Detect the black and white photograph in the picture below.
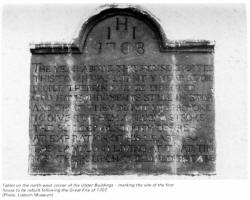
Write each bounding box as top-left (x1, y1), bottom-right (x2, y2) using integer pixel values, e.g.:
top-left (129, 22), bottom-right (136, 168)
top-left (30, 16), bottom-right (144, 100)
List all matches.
top-left (1, 1), bottom-right (249, 199)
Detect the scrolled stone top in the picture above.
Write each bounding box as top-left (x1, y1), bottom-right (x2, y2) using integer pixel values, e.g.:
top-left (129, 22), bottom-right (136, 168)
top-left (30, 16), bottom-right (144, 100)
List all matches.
top-left (30, 5), bottom-right (215, 55)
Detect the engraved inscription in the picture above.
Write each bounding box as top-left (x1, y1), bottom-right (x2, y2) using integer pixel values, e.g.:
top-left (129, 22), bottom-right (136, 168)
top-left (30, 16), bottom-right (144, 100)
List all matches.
top-left (29, 7), bottom-right (215, 175)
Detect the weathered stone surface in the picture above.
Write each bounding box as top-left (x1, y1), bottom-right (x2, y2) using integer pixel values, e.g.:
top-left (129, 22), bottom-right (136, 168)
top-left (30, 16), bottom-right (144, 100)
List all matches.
top-left (29, 6), bottom-right (215, 175)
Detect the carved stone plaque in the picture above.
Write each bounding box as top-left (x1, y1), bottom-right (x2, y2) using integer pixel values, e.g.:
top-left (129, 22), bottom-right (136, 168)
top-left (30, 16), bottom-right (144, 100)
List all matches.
top-left (29, 7), bottom-right (215, 175)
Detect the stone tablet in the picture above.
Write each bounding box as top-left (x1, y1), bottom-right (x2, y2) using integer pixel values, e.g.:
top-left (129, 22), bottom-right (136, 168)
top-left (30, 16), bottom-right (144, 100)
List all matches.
top-left (29, 6), bottom-right (215, 175)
